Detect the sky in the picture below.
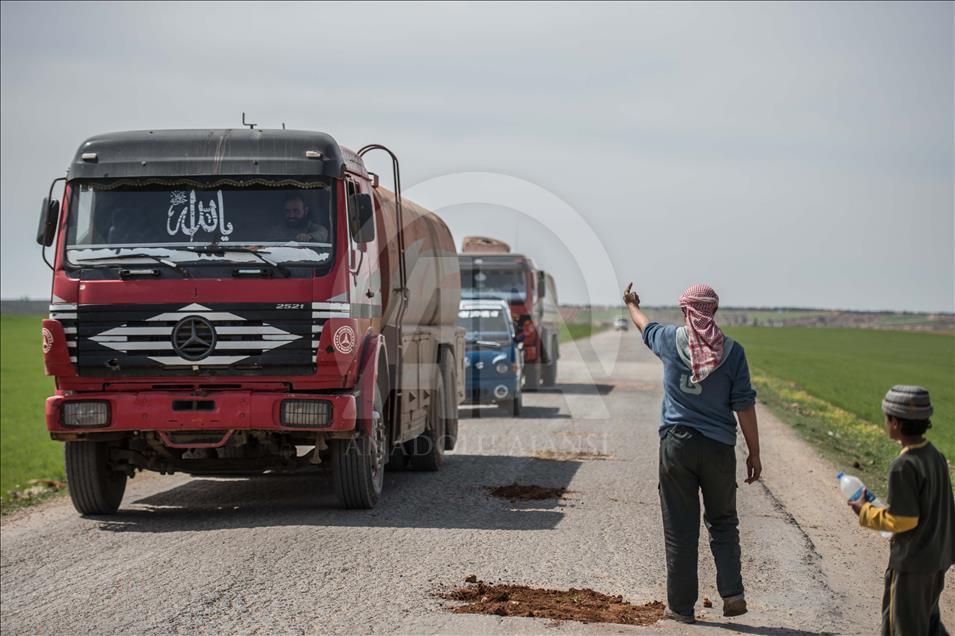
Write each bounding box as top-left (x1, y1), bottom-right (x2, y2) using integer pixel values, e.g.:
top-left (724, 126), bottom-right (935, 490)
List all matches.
top-left (1, 1), bottom-right (952, 311)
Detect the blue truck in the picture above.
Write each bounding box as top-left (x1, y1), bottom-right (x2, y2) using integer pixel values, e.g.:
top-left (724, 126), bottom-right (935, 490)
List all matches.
top-left (457, 299), bottom-right (524, 415)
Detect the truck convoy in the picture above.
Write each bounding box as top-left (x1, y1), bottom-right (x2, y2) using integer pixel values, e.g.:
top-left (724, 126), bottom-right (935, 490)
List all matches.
top-left (36, 129), bottom-right (463, 514)
top-left (458, 237), bottom-right (560, 390)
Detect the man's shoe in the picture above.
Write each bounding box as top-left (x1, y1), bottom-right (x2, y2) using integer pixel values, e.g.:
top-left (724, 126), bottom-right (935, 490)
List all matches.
top-left (664, 607), bottom-right (696, 624)
top-left (722, 594), bottom-right (747, 617)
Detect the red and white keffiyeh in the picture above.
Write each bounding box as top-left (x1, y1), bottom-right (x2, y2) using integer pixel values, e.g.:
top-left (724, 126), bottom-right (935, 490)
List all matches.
top-left (679, 284), bottom-right (724, 383)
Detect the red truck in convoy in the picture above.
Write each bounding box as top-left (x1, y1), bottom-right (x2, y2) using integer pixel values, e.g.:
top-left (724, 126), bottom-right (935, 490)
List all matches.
top-left (459, 237), bottom-right (560, 389)
top-left (36, 129), bottom-right (463, 513)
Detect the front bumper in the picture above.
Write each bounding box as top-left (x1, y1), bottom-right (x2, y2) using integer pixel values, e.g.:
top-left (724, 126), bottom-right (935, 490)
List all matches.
top-left (463, 374), bottom-right (520, 404)
top-left (46, 390), bottom-right (357, 437)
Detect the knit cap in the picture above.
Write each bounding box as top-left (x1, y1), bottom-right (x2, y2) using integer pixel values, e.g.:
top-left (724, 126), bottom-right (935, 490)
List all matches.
top-left (882, 385), bottom-right (933, 420)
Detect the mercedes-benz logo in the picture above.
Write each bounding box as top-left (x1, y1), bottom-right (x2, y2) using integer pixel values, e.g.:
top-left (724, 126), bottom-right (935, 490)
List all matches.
top-left (171, 315), bottom-right (217, 361)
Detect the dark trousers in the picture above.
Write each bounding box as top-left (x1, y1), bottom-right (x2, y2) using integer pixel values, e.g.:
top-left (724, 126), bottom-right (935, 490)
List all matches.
top-left (881, 568), bottom-right (949, 636)
top-left (658, 425), bottom-right (743, 614)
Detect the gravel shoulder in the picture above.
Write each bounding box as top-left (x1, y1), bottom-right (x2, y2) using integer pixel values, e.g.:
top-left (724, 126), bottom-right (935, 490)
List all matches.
top-left (2, 329), bottom-right (951, 634)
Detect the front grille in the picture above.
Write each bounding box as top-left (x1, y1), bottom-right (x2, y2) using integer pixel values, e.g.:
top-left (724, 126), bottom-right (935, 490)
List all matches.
top-left (310, 301), bottom-right (350, 359)
top-left (171, 316), bottom-right (217, 360)
top-left (67, 302), bottom-right (319, 377)
top-left (49, 304), bottom-right (78, 363)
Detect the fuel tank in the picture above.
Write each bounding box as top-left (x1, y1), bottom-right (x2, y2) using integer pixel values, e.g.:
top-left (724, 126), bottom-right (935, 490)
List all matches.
top-left (372, 187), bottom-right (460, 329)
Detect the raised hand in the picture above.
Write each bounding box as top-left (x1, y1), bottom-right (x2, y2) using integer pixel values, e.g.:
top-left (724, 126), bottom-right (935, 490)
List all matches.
top-left (623, 282), bottom-right (641, 307)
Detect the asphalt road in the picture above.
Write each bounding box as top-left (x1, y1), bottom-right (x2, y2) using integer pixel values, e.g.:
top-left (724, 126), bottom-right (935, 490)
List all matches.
top-left (2, 329), bottom-right (952, 634)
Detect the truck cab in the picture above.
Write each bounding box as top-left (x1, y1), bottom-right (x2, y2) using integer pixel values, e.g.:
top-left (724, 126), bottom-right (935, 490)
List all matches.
top-left (37, 129), bottom-right (463, 513)
top-left (458, 241), bottom-right (560, 390)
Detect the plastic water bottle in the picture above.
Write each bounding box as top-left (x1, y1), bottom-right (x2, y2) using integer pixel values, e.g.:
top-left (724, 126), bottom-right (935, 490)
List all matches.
top-left (837, 472), bottom-right (892, 539)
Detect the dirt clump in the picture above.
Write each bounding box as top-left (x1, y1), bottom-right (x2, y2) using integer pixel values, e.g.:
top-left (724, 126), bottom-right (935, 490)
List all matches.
top-left (484, 483), bottom-right (568, 502)
top-left (534, 450), bottom-right (612, 461)
top-left (438, 578), bottom-right (665, 626)
top-left (6, 479), bottom-right (66, 503)
top-left (703, 597), bottom-right (713, 608)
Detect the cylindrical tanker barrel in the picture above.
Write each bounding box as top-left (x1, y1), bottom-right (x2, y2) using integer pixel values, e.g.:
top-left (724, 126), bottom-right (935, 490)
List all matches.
top-left (372, 187), bottom-right (460, 329)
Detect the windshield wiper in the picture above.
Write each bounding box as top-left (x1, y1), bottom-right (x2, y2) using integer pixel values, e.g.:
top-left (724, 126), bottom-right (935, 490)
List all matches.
top-left (185, 244), bottom-right (291, 278)
top-left (466, 338), bottom-right (502, 348)
top-left (76, 253), bottom-right (191, 278)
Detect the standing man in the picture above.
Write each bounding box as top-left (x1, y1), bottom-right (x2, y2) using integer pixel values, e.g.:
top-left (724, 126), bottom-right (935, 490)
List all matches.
top-left (624, 282), bottom-right (761, 624)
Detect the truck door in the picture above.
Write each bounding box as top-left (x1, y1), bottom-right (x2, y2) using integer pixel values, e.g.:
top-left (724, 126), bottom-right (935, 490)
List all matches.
top-left (345, 177), bottom-right (383, 329)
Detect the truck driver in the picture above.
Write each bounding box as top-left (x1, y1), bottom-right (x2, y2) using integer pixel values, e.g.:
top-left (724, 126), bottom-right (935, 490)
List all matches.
top-left (270, 193), bottom-right (329, 243)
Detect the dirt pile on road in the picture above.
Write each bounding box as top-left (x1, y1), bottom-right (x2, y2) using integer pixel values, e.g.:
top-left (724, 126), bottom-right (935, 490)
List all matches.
top-left (484, 483), bottom-right (568, 502)
top-left (439, 578), bottom-right (665, 626)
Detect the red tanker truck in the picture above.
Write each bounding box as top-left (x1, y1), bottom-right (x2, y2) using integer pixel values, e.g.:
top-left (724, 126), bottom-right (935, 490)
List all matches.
top-left (459, 237), bottom-right (560, 389)
top-left (36, 129), bottom-right (463, 513)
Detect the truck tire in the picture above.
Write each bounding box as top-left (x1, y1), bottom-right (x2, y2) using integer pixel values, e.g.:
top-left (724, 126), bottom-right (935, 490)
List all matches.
top-left (542, 339), bottom-right (559, 387)
top-left (332, 382), bottom-right (386, 509)
top-left (386, 444), bottom-right (409, 471)
top-left (523, 362), bottom-right (540, 392)
top-left (65, 441), bottom-right (127, 515)
top-left (439, 349), bottom-right (459, 451)
top-left (408, 369), bottom-right (447, 471)
top-left (500, 391), bottom-right (522, 417)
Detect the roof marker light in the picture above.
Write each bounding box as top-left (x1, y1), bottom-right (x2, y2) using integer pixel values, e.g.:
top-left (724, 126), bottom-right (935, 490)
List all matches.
top-left (305, 150), bottom-right (323, 159)
top-left (81, 152), bottom-right (98, 162)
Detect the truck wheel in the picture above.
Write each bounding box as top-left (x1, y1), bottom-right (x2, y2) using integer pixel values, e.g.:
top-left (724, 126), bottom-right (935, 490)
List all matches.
top-left (523, 362), bottom-right (540, 392)
top-left (500, 391), bottom-right (522, 417)
top-left (408, 369), bottom-right (447, 471)
top-left (439, 350), bottom-right (459, 451)
top-left (332, 383), bottom-right (386, 509)
top-left (542, 361), bottom-right (557, 386)
top-left (65, 441), bottom-right (127, 515)
top-left (542, 350), bottom-right (558, 387)
top-left (386, 444), bottom-right (409, 471)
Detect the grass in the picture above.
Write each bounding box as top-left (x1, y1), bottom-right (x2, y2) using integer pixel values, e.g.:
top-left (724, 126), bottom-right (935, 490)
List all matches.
top-left (560, 322), bottom-right (609, 343)
top-left (747, 372), bottom-right (901, 493)
top-left (1, 315), bottom-right (64, 510)
top-left (725, 326), bottom-right (954, 493)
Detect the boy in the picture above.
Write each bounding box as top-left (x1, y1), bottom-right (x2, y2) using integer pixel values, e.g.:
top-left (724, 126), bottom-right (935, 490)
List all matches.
top-left (849, 385), bottom-right (954, 636)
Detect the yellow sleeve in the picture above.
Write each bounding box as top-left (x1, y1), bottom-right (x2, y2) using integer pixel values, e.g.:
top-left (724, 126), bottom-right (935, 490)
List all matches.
top-left (858, 502), bottom-right (919, 533)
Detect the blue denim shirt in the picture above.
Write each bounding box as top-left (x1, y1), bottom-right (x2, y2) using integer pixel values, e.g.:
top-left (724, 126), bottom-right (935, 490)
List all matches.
top-left (642, 322), bottom-right (756, 446)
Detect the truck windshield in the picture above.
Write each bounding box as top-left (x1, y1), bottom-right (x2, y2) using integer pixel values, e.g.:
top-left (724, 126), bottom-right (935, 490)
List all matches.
top-left (457, 307), bottom-right (512, 338)
top-left (460, 268), bottom-right (527, 303)
top-left (63, 182), bottom-right (335, 266)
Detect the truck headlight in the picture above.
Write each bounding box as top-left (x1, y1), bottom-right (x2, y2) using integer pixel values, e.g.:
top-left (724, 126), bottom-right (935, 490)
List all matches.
top-left (281, 400), bottom-right (332, 427)
top-left (495, 362), bottom-right (510, 374)
top-left (63, 401), bottom-right (110, 427)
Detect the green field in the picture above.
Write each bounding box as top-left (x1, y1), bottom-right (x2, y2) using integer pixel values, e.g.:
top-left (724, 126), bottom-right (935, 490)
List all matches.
top-left (725, 326), bottom-right (954, 492)
top-left (1, 315), bottom-right (61, 508)
top-left (559, 322), bottom-right (609, 343)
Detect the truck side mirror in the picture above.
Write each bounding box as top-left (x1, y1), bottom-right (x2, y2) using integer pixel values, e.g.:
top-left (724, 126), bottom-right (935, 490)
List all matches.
top-left (356, 193), bottom-right (375, 243)
top-left (36, 197), bottom-right (60, 246)
top-left (537, 271), bottom-right (546, 299)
